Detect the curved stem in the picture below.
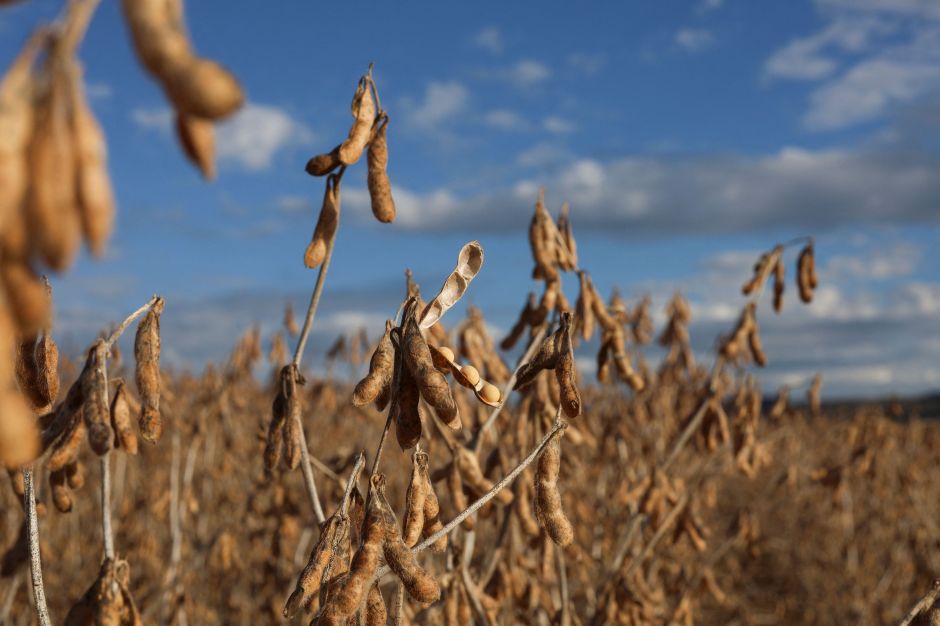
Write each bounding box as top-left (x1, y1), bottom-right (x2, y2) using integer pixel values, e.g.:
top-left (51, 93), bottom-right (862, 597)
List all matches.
top-left (375, 418), bottom-right (567, 579)
top-left (23, 467), bottom-right (52, 626)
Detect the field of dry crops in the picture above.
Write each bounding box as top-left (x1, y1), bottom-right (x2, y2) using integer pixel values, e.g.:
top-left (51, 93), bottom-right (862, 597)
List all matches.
top-left (2, 1), bottom-right (940, 625)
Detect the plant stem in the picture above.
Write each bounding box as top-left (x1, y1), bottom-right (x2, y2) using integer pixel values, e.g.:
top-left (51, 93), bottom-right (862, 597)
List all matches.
top-left (23, 467), bottom-right (52, 626)
top-left (375, 419), bottom-right (567, 578)
top-left (898, 580), bottom-right (940, 626)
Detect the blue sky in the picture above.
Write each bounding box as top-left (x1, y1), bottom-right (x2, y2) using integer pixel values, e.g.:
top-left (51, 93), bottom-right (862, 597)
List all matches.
top-left (2, 0), bottom-right (939, 398)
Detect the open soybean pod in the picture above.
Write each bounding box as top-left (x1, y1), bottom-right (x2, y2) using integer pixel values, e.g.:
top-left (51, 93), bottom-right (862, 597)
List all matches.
top-left (419, 241), bottom-right (483, 329)
top-left (428, 343), bottom-right (502, 408)
top-left (337, 77), bottom-right (375, 166)
top-left (304, 173), bottom-right (341, 270)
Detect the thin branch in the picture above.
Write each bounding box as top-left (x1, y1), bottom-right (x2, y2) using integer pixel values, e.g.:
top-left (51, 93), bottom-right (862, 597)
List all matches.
top-left (340, 451), bottom-right (366, 517)
top-left (23, 467), bottom-right (52, 626)
top-left (104, 295), bottom-right (160, 351)
top-left (297, 422), bottom-right (326, 524)
top-left (898, 580), bottom-right (940, 626)
top-left (376, 419), bottom-right (567, 578)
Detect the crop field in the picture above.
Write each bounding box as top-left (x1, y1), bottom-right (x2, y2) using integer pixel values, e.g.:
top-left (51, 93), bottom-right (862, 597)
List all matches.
top-left (1, 1), bottom-right (938, 625)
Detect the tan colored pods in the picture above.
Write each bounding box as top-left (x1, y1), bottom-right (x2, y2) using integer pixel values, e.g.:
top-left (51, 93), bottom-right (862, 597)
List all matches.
top-left (175, 112), bottom-right (215, 179)
top-left (353, 320), bottom-right (394, 407)
top-left (82, 340), bottom-right (112, 456)
top-left (402, 450), bottom-right (428, 547)
top-left (419, 241), bottom-right (484, 329)
top-left (366, 113), bottom-right (396, 223)
top-left (402, 312), bottom-right (459, 429)
top-left (304, 173), bottom-right (341, 270)
top-left (535, 434), bottom-right (573, 547)
top-left (283, 514), bottom-right (342, 618)
top-left (110, 381), bottom-right (137, 455)
top-left (134, 297), bottom-right (164, 443)
top-left (337, 78), bottom-right (375, 165)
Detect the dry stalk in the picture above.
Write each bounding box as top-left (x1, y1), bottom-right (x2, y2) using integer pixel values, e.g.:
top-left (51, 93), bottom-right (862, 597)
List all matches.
top-left (23, 467), bottom-right (52, 626)
top-left (898, 580), bottom-right (940, 626)
top-left (375, 418), bottom-right (567, 579)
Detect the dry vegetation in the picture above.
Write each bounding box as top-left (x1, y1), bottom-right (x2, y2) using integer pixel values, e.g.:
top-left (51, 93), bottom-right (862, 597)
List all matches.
top-left (1, 2), bottom-right (939, 625)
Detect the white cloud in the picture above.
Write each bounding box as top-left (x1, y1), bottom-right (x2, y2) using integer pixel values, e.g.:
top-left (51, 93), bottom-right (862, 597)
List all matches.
top-left (543, 116), bottom-right (575, 134)
top-left (472, 26), bottom-right (503, 54)
top-left (336, 141), bottom-right (940, 234)
top-left (216, 104), bottom-right (314, 170)
top-left (508, 60), bottom-right (552, 85)
top-left (132, 103), bottom-right (313, 171)
top-left (275, 195), bottom-right (313, 214)
top-left (764, 17), bottom-right (895, 80)
top-left (675, 28), bottom-right (715, 53)
top-left (804, 56), bottom-right (940, 129)
top-left (403, 81), bottom-right (469, 130)
top-left (131, 107), bottom-right (172, 131)
top-left (483, 109), bottom-right (528, 131)
top-left (766, 1), bottom-right (940, 130)
top-left (86, 82), bottom-right (113, 100)
top-left (697, 0), bottom-right (725, 13)
top-left (566, 52), bottom-right (606, 76)
top-left (479, 60), bottom-right (552, 86)
top-left (826, 242), bottom-right (922, 279)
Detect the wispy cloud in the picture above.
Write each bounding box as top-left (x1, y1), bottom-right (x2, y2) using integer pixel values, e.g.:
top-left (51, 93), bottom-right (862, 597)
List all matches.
top-left (543, 116), bottom-right (575, 134)
top-left (131, 102), bottom-right (314, 171)
top-left (483, 109), bottom-right (528, 131)
top-left (471, 26), bottom-right (504, 54)
top-left (675, 28), bottom-right (715, 53)
top-left (216, 103), bottom-right (314, 170)
top-left (477, 60), bottom-right (552, 86)
top-left (402, 81), bottom-right (470, 130)
top-left (766, 1), bottom-right (940, 130)
top-left (566, 52), bottom-right (606, 76)
top-left (340, 141), bottom-right (940, 235)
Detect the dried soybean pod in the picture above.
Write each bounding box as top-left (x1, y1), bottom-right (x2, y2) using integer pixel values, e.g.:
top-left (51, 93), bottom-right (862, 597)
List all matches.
top-left (167, 56), bottom-right (243, 120)
top-left (50, 467), bottom-right (72, 513)
top-left (773, 257), bottom-right (785, 313)
top-left (516, 475), bottom-right (541, 537)
top-left (64, 460), bottom-right (84, 490)
top-left (535, 433), bottom-right (573, 547)
top-left (83, 340), bottom-right (112, 456)
top-left (284, 409), bottom-right (302, 471)
top-left (353, 320), bottom-right (394, 406)
top-left (121, 0), bottom-right (191, 81)
top-left (14, 337), bottom-right (43, 408)
top-left (419, 241), bottom-right (484, 329)
top-left (35, 330), bottom-right (58, 406)
top-left (447, 463), bottom-right (473, 531)
top-left (375, 474), bottom-right (441, 604)
top-left (134, 296), bottom-right (164, 444)
top-left (48, 417), bottom-right (85, 473)
top-left (366, 113), bottom-right (395, 223)
top-left (27, 57), bottom-right (81, 271)
top-left (575, 271), bottom-right (595, 343)
top-left (0, 31), bottom-right (43, 232)
top-left (455, 446), bottom-right (513, 504)
top-left (747, 319), bottom-right (767, 367)
top-left (797, 244), bottom-right (814, 303)
top-left (68, 62), bottom-right (114, 257)
top-left (529, 189), bottom-right (559, 282)
top-left (322, 477), bottom-right (385, 619)
top-left (265, 366), bottom-right (292, 472)
top-left (283, 514), bottom-right (341, 618)
top-left (110, 382), bottom-right (137, 455)
top-left (402, 313), bottom-right (459, 429)
top-left (175, 112), bottom-right (215, 179)
top-left (402, 450), bottom-right (428, 547)
top-left (501, 292), bottom-right (536, 350)
top-left (305, 145), bottom-right (341, 177)
top-left (556, 201), bottom-right (578, 270)
top-left (514, 328), bottom-right (562, 390)
top-left (395, 351), bottom-right (423, 449)
top-left (555, 317), bottom-right (581, 418)
top-left (421, 459), bottom-right (448, 552)
top-left (0, 261), bottom-right (49, 338)
top-left (365, 584), bottom-right (387, 626)
top-left (304, 174), bottom-right (341, 270)
top-left (337, 78), bottom-right (375, 166)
